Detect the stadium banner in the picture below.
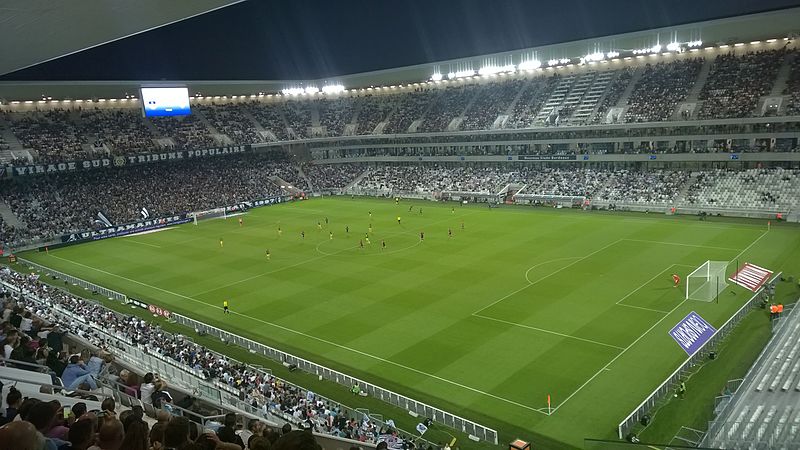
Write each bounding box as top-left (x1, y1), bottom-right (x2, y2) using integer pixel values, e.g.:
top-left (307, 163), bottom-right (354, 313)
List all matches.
top-left (59, 214), bottom-right (192, 244)
top-left (517, 154), bottom-right (577, 161)
top-left (668, 311), bottom-right (716, 356)
top-left (55, 195), bottom-right (287, 247)
top-left (225, 195), bottom-right (285, 213)
top-left (8, 144), bottom-right (251, 177)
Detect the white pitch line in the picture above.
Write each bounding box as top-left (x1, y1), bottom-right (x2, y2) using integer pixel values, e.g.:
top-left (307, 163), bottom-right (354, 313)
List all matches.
top-left (622, 239), bottom-right (741, 252)
top-left (46, 230), bottom-right (546, 415)
top-left (550, 229), bottom-right (770, 413)
top-left (615, 264), bottom-right (676, 306)
top-left (473, 313), bottom-right (625, 350)
top-left (119, 239), bottom-right (163, 249)
top-left (616, 303), bottom-right (670, 314)
top-left (472, 239), bottom-right (624, 316)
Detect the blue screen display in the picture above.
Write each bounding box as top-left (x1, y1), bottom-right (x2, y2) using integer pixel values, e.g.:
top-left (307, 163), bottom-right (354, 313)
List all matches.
top-left (141, 87), bottom-right (191, 117)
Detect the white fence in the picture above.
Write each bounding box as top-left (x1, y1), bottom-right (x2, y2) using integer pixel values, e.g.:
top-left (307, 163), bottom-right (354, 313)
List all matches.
top-left (617, 273), bottom-right (780, 439)
top-left (21, 258), bottom-right (127, 303)
top-left (173, 313), bottom-right (500, 445)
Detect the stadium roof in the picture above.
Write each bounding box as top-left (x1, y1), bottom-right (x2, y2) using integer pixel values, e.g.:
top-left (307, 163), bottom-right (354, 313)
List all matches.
top-left (1, 6), bottom-right (800, 102)
top-left (0, 0), bottom-right (244, 77)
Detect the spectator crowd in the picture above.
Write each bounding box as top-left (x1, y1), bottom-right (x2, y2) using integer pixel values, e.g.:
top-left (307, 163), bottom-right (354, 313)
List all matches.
top-left (2, 48), bottom-right (798, 165)
top-left (1, 154), bottom-right (297, 246)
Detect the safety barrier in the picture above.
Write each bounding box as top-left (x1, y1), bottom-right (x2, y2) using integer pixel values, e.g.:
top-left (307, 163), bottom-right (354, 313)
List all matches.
top-left (173, 313), bottom-right (500, 444)
top-left (18, 258), bottom-right (127, 303)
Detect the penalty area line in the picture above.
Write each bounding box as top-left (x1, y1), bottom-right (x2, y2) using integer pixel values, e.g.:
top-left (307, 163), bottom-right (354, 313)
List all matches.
top-left (473, 313), bottom-right (625, 350)
top-left (472, 239), bottom-right (624, 316)
top-left (42, 254), bottom-right (546, 415)
top-left (550, 230), bottom-right (770, 413)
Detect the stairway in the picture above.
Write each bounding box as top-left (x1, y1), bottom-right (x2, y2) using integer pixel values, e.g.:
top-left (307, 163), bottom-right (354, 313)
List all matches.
top-left (344, 168), bottom-right (370, 191)
top-left (505, 79), bottom-right (535, 115)
top-left (0, 116), bottom-right (27, 163)
top-left (534, 74), bottom-right (578, 122)
top-left (615, 66), bottom-right (645, 108)
top-left (297, 165), bottom-right (314, 193)
top-left (142, 117), bottom-right (163, 138)
top-left (242, 110), bottom-right (267, 132)
top-left (676, 172), bottom-right (701, 205)
top-left (571, 71), bottom-right (614, 123)
top-left (685, 57), bottom-right (714, 102)
top-left (0, 201), bottom-right (22, 227)
top-left (191, 108), bottom-right (221, 135)
top-left (310, 104), bottom-right (321, 127)
top-left (770, 52), bottom-right (798, 95)
top-left (459, 86), bottom-right (486, 119)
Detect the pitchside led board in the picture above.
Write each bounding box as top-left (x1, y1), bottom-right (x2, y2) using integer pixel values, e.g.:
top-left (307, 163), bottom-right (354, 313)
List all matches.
top-left (140, 87), bottom-right (191, 117)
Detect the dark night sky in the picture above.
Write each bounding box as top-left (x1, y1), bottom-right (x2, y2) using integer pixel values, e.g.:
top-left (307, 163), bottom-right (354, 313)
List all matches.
top-left (4, 0), bottom-right (800, 81)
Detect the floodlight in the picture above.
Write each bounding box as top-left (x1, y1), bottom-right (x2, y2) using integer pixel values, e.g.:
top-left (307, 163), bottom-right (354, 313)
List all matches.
top-left (518, 60), bottom-right (541, 70)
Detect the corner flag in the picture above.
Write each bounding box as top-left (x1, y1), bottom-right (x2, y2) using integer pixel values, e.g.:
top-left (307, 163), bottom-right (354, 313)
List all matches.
top-left (547, 394), bottom-right (551, 414)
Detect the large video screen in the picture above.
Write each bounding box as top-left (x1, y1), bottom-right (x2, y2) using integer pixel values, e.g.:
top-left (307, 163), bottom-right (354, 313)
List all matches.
top-left (140, 87), bottom-right (191, 117)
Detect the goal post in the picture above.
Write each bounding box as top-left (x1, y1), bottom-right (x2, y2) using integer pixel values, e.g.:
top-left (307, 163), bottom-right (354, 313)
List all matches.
top-left (189, 206), bottom-right (228, 225)
top-left (686, 261), bottom-right (728, 302)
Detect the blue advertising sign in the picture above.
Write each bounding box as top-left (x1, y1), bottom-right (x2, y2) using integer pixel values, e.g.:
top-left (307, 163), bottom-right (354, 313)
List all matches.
top-left (668, 311), bottom-right (716, 356)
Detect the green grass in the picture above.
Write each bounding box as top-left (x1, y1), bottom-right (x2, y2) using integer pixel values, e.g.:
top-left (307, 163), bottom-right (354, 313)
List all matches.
top-left (635, 307), bottom-right (772, 444)
top-left (18, 197), bottom-right (800, 449)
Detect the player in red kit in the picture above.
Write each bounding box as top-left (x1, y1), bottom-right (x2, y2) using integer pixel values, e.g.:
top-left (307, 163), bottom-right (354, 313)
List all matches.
top-left (672, 273), bottom-right (681, 288)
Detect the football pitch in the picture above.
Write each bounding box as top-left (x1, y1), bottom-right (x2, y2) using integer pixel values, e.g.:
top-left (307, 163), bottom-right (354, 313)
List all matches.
top-left (21, 197), bottom-right (800, 448)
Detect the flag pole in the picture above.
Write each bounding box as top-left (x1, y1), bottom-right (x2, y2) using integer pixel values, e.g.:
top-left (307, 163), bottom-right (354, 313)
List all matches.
top-left (547, 394), bottom-right (551, 415)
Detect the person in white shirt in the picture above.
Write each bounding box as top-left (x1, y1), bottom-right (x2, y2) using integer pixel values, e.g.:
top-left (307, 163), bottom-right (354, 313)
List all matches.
top-left (139, 372), bottom-right (156, 404)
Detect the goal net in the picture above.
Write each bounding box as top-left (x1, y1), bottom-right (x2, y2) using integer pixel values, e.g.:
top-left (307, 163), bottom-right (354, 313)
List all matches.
top-left (189, 207), bottom-right (228, 225)
top-left (686, 261), bottom-right (728, 302)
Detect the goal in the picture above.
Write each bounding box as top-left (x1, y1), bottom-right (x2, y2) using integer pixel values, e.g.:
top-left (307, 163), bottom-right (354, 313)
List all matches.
top-left (190, 206), bottom-right (229, 225)
top-left (686, 261), bottom-right (728, 302)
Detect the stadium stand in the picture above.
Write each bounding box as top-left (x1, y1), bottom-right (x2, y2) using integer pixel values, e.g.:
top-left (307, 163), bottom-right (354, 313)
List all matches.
top-left (79, 109), bottom-right (158, 155)
top-left (0, 154), bottom-right (296, 245)
top-left (150, 115), bottom-right (216, 150)
top-left (383, 89), bottom-right (435, 134)
top-left (698, 49), bottom-right (789, 119)
top-left (623, 59), bottom-right (704, 123)
top-left (196, 104), bottom-right (264, 145)
top-left (2, 48), bottom-right (800, 163)
top-left (302, 163), bottom-right (366, 191)
top-left (353, 95), bottom-right (395, 135)
top-left (704, 305), bottom-right (800, 449)
top-left (318, 97), bottom-right (356, 137)
top-left (783, 54), bottom-right (800, 116)
top-left (9, 110), bottom-right (85, 163)
top-left (682, 168), bottom-right (800, 211)
top-left (461, 80), bottom-right (524, 131)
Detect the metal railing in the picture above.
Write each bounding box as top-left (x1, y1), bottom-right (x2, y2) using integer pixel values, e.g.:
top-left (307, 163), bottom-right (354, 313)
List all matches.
top-left (617, 272), bottom-right (781, 439)
top-left (174, 313), bottom-right (500, 444)
top-left (19, 258), bottom-right (127, 303)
